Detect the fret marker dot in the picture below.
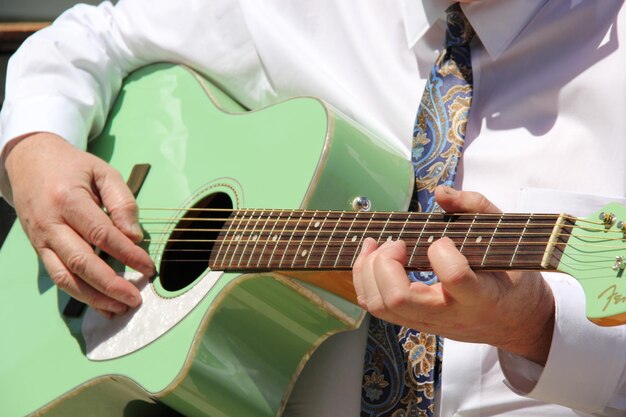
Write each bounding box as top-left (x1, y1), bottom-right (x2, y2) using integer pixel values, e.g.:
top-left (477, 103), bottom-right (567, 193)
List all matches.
top-left (351, 236), bottom-right (358, 242)
top-left (428, 236), bottom-right (434, 243)
top-left (235, 235), bottom-right (241, 241)
top-left (314, 221), bottom-right (320, 228)
top-left (252, 235), bottom-right (258, 241)
top-left (387, 236), bottom-right (393, 242)
top-left (272, 235), bottom-right (278, 241)
top-left (476, 236), bottom-right (482, 243)
top-left (301, 249), bottom-right (308, 257)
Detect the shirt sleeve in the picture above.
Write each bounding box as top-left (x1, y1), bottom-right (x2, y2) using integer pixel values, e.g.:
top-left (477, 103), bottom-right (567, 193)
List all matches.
top-left (0, 1), bottom-right (148, 201)
top-left (499, 273), bottom-right (626, 416)
top-left (0, 0), bottom-right (270, 203)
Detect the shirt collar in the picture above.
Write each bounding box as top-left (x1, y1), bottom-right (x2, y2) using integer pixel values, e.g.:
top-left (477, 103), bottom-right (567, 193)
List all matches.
top-left (403, 0), bottom-right (549, 59)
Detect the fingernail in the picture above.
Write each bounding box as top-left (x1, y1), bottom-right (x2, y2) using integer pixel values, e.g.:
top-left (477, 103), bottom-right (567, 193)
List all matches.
top-left (108, 302), bottom-right (128, 315)
top-left (96, 308), bottom-right (114, 319)
top-left (141, 263), bottom-right (156, 278)
top-left (442, 186), bottom-right (458, 195)
top-left (125, 293), bottom-right (142, 308)
top-left (131, 223), bottom-right (144, 242)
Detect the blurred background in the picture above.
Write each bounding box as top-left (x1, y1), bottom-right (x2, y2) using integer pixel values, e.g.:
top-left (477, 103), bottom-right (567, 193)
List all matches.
top-left (0, 0), bottom-right (102, 246)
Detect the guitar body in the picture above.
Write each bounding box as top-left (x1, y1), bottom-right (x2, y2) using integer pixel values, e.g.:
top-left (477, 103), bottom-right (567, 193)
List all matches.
top-left (0, 64), bottom-right (412, 416)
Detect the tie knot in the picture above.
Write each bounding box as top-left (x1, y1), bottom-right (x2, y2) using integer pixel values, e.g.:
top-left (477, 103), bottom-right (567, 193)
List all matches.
top-left (445, 3), bottom-right (475, 48)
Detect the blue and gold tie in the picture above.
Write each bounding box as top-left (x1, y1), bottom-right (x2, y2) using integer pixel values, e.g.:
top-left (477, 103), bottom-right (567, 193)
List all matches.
top-left (361, 4), bottom-right (475, 416)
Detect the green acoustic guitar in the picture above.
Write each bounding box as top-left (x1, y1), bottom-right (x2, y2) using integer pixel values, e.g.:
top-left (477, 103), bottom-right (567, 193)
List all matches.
top-left (1, 64), bottom-right (625, 417)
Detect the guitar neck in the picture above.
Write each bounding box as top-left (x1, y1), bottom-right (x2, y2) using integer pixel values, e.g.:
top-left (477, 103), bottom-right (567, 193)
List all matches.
top-left (208, 210), bottom-right (575, 272)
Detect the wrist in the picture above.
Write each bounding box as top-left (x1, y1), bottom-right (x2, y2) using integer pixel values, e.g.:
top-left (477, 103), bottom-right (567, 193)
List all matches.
top-left (5, 132), bottom-right (67, 176)
top-left (500, 275), bottom-right (555, 366)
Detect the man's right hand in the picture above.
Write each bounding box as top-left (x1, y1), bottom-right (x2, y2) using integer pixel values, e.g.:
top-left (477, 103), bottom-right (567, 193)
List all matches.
top-left (5, 132), bottom-right (155, 317)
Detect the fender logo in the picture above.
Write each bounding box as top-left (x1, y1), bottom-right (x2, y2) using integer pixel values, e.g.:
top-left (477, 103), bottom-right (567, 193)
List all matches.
top-left (598, 285), bottom-right (626, 312)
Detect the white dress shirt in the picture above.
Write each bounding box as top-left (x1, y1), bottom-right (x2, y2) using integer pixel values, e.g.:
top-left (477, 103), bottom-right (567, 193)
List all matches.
top-left (1, 0), bottom-right (626, 416)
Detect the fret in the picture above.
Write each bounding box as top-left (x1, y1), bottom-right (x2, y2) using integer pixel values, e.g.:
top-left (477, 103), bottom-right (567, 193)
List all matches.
top-left (397, 212), bottom-right (411, 242)
top-left (211, 210), bottom-right (561, 272)
top-left (378, 212), bottom-right (394, 242)
top-left (238, 209), bottom-right (263, 267)
top-left (243, 210), bottom-right (269, 267)
top-left (334, 211), bottom-right (358, 268)
top-left (267, 210), bottom-right (293, 268)
top-left (441, 214), bottom-right (452, 239)
top-left (349, 212), bottom-right (376, 267)
top-left (219, 210), bottom-right (247, 267)
top-left (460, 214), bottom-right (477, 253)
top-left (408, 212), bottom-right (432, 267)
top-left (510, 215), bottom-right (532, 267)
top-left (481, 214), bottom-right (503, 267)
top-left (233, 210), bottom-right (257, 267)
top-left (213, 213), bottom-right (235, 267)
top-left (306, 211), bottom-right (330, 268)
top-left (255, 210), bottom-right (280, 268)
top-left (290, 210), bottom-right (318, 268)
top-left (278, 210), bottom-right (305, 268)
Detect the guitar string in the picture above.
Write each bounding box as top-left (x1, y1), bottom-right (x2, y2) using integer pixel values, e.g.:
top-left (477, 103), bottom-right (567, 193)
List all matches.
top-left (137, 208), bottom-right (593, 223)
top-left (138, 225), bottom-right (625, 248)
top-left (144, 238), bottom-right (616, 264)
top-left (136, 214), bottom-right (609, 233)
top-left (129, 209), bottom-right (626, 270)
top-left (136, 216), bottom-right (622, 252)
top-left (134, 225), bottom-right (622, 279)
top-left (139, 206), bottom-right (595, 223)
top-left (139, 225), bottom-right (616, 243)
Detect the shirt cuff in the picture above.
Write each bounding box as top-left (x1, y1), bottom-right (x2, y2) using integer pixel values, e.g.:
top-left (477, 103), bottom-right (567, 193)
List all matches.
top-left (0, 95), bottom-right (90, 203)
top-left (499, 273), bottom-right (626, 414)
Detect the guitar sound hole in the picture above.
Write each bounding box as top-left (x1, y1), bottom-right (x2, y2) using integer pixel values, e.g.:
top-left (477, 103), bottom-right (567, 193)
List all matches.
top-left (159, 192), bottom-right (232, 292)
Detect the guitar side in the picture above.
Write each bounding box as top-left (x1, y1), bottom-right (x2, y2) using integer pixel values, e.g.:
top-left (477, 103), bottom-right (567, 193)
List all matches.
top-left (0, 64), bottom-right (412, 416)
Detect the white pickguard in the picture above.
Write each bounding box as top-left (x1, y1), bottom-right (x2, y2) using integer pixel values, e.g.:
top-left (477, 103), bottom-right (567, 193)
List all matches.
top-left (83, 270), bottom-right (222, 361)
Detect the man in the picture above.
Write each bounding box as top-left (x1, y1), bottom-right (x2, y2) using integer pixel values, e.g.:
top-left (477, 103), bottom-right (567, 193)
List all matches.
top-left (1, 0), bottom-right (625, 416)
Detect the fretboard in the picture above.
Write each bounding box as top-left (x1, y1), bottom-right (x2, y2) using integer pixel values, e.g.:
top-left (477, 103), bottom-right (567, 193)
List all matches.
top-left (208, 209), bottom-right (574, 272)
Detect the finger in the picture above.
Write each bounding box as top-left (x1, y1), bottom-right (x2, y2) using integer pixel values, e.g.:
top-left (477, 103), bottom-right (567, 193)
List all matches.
top-left (61, 192), bottom-right (154, 279)
top-left (95, 308), bottom-right (115, 319)
top-left (353, 238), bottom-right (379, 308)
top-left (93, 163), bottom-right (144, 243)
top-left (361, 240), bottom-right (410, 323)
top-left (39, 246), bottom-right (130, 314)
top-left (47, 224), bottom-right (143, 308)
top-left (369, 240), bottom-right (418, 317)
top-left (428, 237), bottom-right (481, 305)
top-left (435, 186), bottom-right (501, 214)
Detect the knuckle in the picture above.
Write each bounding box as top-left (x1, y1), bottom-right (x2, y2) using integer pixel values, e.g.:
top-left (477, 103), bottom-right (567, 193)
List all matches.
top-left (88, 223), bottom-right (111, 248)
top-left (50, 269), bottom-right (72, 290)
top-left (352, 258), bottom-right (365, 275)
top-left (476, 195), bottom-right (491, 212)
top-left (49, 184), bottom-right (73, 206)
top-left (386, 290), bottom-right (408, 310)
top-left (367, 295), bottom-right (387, 317)
top-left (100, 279), bottom-right (121, 299)
top-left (82, 292), bottom-right (103, 309)
top-left (109, 197), bottom-right (138, 221)
top-left (65, 252), bottom-right (90, 276)
top-left (443, 263), bottom-right (470, 286)
top-left (30, 214), bottom-right (51, 235)
top-left (118, 246), bottom-right (142, 268)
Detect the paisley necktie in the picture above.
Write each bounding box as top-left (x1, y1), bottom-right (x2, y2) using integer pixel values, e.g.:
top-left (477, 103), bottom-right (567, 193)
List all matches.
top-left (361, 4), bottom-right (475, 416)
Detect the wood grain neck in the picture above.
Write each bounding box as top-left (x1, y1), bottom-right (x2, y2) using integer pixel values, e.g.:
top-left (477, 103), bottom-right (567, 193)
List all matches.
top-left (208, 210), bottom-right (574, 273)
